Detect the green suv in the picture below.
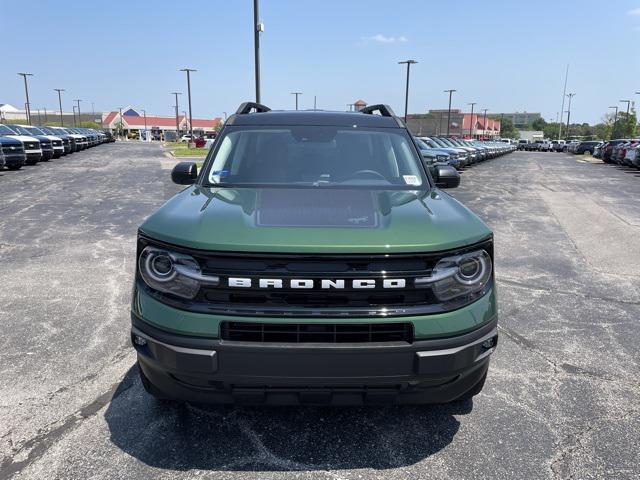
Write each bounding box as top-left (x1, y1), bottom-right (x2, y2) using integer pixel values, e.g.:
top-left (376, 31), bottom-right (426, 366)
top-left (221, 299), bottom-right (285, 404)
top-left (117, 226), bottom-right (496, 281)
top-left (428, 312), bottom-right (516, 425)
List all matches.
top-left (131, 103), bottom-right (498, 405)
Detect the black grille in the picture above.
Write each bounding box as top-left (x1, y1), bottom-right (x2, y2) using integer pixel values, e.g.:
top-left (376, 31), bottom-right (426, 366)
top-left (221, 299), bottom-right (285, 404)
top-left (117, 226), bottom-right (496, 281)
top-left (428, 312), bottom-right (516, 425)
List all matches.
top-left (220, 321), bottom-right (413, 343)
top-left (2, 145), bottom-right (24, 154)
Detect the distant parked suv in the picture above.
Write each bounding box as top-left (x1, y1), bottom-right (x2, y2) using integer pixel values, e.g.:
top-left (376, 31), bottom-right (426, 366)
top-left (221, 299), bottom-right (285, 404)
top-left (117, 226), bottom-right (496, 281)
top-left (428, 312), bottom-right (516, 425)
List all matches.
top-left (0, 136), bottom-right (26, 170)
top-left (574, 141), bottom-right (600, 155)
top-left (0, 124), bottom-right (42, 164)
top-left (517, 139), bottom-right (529, 150)
top-left (131, 102), bottom-right (498, 406)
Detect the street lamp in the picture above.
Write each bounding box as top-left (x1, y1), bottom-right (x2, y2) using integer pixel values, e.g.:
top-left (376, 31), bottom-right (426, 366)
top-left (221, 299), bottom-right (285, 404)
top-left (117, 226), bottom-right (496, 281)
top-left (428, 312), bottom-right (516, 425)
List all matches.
top-left (180, 68), bottom-right (197, 143)
top-left (253, 0), bottom-right (263, 103)
top-left (118, 106), bottom-right (124, 139)
top-left (17, 73), bottom-right (34, 124)
top-left (482, 109), bottom-right (489, 140)
top-left (398, 60), bottom-right (417, 122)
top-left (291, 92), bottom-right (302, 110)
top-left (467, 102), bottom-right (476, 139)
top-left (54, 89), bottom-right (65, 126)
top-left (609, 106), bottom-right (619, 140)
top-left (444, 89), bottom-right (456, 136)
top-left (565, 93), bottom-right (575, 138)
top-left (72, 105), bottom-right (77, 126)
top-left (74, 99), bottom-right (82, 126)
top-left (619, 99), bottom-right (631, 116)
top-left (141, 109), bottom-right (147, 141)
top-left (171, 92), bottom-right (182, 137)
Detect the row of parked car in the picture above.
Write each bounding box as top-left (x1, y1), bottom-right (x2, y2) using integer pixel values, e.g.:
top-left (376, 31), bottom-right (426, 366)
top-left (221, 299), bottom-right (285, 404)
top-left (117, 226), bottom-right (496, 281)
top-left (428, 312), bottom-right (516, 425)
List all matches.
top-left (413, 136), bottom-right (516, 170)
top-left (592, 139), bottom-right (640, 168)
top-left (0, 124), bottom-right (115, 171)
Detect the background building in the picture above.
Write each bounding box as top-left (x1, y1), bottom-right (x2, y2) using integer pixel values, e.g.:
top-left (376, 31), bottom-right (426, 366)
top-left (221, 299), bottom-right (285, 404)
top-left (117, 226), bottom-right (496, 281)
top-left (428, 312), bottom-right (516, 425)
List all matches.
top-left (405, 109), bottom-right (501, 138)
top-left (101, 106), bottom-right (221, 137)
top-left (494, 112), bottom-right (542, 128)
top-left (0, 103), bottom-right (101, 125)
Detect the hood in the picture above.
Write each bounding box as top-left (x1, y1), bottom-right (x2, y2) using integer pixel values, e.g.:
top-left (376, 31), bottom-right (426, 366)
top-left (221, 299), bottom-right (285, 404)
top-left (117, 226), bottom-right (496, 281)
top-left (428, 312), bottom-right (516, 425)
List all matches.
top-left (8, 134), bottom-right (40, 144)
top-left (0, 136), bottom-right (22, 146)
top-left (140, 186), bottom-right (491, 254)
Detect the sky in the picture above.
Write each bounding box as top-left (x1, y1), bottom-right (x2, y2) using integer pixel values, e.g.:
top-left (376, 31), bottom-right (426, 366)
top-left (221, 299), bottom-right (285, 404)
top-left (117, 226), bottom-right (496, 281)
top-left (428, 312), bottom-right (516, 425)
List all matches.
top-left (1, 0), bottom-right (639, 124)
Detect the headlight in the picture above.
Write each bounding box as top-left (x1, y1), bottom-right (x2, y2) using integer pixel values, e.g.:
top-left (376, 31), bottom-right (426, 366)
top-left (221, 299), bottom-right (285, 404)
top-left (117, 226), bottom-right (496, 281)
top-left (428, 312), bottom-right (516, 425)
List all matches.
top-left (415, 249), bottom-right (492, 302)
top-left (138, 246), bottom-right (218, 299)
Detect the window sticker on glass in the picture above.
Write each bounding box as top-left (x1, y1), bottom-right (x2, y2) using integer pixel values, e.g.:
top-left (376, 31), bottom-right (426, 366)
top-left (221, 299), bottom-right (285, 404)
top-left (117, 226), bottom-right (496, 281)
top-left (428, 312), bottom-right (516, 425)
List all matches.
top-left (403, 175), bottom-right (420, 186)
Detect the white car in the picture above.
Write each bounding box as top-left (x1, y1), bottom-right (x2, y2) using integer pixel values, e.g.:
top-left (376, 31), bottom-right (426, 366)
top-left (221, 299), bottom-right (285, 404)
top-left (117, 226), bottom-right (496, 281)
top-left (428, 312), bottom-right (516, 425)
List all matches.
top-left (180, 134), bottom-right (194, 142)
top-left (51, 127), bottom-right (87, 152)
top-left (0, 123), bottom-right (42, 164)
top-left (21, 125), bottom-right (65, 158)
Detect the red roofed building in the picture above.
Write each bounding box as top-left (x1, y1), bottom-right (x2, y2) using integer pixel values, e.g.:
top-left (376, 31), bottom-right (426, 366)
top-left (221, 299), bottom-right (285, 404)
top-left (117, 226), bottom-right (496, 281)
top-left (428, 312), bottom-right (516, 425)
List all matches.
top-left (406, 109), bottom-right (501, 139)
top-left (101, 106), bottom-right (222, 138)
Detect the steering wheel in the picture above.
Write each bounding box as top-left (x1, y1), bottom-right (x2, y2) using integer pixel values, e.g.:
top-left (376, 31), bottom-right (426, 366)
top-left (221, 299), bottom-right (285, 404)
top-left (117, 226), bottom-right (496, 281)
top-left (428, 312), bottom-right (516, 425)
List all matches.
top-left (345, 169), bottom-right (387, 181)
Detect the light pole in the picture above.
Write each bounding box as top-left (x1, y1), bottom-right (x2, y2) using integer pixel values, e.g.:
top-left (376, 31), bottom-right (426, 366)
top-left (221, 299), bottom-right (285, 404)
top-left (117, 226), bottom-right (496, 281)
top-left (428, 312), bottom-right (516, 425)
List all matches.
top-left (609, 106), bottom-right (619, 140)
top-left (467, 102), bottom-right (476, 139)
top-left (43, 107), bottom-right (48, 123)
top-left (118, 106), bottom-right (124, 139)
top-left (54, 89), bottom-right (65, 126)
top-left (558, 64), bottom-right (569, 140)
top-left (253, 0), bottom-right (263, 103)
top-left (72, 106), bottom-right (77, 126)
top-left (398, 60), bottom-right (417, 122)
top-left (91, 102), bottom-right (95, 116)
top-left (291, 92), bottom-right (302, 110)
top-left (74, 99), bottom-right (82, 126)
top-left (180, 68), bottom-right (197, 142)
top-left (314, 95), bottom-right (317, 109)
top-left (223, 111), bottom-right (227, 121)
top-left (18, 73), bottom-right (34, 124)
top-left (36, 108), bottom-right (41, 125)
top-left (444, 89), bottom-right (456, 136)
top-left (565, 93), bottom-right (575, 138)
top-left (171, 92), bottom-right (182, 138)
top-left (482, 109), bottom-right (488, 140)
top-left (141, 109), bottom-right (147, 141)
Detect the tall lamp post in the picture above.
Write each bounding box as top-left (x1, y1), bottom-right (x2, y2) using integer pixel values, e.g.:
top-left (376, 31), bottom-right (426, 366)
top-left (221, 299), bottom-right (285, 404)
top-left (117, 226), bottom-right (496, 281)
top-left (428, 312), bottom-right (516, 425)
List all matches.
top-left (141, 109), bottom-right (148, 141)
top-left (74, 99), bottom-right (82, 126)
top-left (609, 106), bottom-right (619, 140)
top-left (398, 60), bottom-right (417, 122)
top-left (72, 106), bottom-right (77, 126)
top-left (467, 102), bottom-right (476, 139)
top-left (180, 68), bottom-right (197, 143)
top-left (18, 73), bottom-right (34, 124)
top-left (171, 92), bottom-right (182, 138)
top-left (291, 92), bottom-right (302, 110)
top-left (253, 0), bottom-right (263, 103)
top-left (117, 106), bottom-right (124, 139)
top-left (54, 88), bottom-right (65, 126)
top-left (565, 93), bottom-right (575, 138)
top-left (482, 109), bottom-right (489, 140)
top-left (444, 89), bottom-right (456, 136)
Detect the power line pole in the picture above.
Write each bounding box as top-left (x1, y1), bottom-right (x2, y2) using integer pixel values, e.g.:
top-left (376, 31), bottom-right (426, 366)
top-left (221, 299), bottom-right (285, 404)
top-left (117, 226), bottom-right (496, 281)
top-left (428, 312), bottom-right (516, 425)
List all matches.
top-left (18, 73), bottom-right (34, 124)
top-left (565, 93), bottom-right (575, 138)
top-left (467, 102), bottom-right (476, 139)
top-left (74, 99), bottom-right (82, 126)
top-left (180, 68), bottom-right (197, 142)
top-left (444, 89), bottom-right (456, 136)
top-left (558, 64), bottom-right (569, 140)
top-left (171, 92), bottom-right (182, 138)
top-left (54, 88), bottom-right (65, 126)
top-left (398, 60), bottom-right (417, 122)
top-left (291, 92), bottom-right (302, 110)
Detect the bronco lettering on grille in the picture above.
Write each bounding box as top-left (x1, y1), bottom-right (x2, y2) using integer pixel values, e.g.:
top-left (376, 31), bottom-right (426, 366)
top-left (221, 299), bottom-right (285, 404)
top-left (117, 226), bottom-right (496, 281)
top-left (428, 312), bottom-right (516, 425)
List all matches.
top-left (227, 278), bottom-right (406, 289)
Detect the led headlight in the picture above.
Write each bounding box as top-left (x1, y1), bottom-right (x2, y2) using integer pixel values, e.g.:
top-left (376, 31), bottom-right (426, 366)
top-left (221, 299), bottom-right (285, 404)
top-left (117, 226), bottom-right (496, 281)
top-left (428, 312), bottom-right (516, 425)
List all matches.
top-left (415, 249), bottom-right (492, 302)
top-left (139, 246), bottom-right (218, 299)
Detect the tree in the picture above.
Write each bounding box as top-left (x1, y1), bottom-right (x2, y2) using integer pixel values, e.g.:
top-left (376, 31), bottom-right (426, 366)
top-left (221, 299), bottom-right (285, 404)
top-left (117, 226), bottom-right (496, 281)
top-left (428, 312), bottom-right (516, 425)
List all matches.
top-left (531, 117), bottom-right (547, 131)
top-left (491, 115), bottom-right (518, 138)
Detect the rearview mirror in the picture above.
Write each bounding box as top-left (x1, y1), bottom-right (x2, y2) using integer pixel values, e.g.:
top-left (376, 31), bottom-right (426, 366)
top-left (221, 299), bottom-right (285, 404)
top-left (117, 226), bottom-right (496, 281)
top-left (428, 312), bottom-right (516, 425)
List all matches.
top-left (433, 165), bottom-right (460, 189)
top-left (171, 162), bottom-right (198, 185)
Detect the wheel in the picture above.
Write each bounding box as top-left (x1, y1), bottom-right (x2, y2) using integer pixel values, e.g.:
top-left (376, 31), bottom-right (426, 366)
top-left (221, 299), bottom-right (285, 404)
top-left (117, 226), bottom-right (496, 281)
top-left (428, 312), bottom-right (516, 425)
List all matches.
top-left (453, 371), bottom-right (487, 402)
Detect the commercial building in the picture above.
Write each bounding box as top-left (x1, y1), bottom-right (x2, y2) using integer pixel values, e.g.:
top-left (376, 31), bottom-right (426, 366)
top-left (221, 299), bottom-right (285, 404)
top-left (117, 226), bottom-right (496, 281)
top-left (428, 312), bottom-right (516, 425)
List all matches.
top-left (101, 106), bottom-right (221, 138)
top-left (494, 112), bottom-right (542, 128)
top-left (1, 103), bottom-right (101, 125)
top-left (406, 109), bottom-right (501, 139)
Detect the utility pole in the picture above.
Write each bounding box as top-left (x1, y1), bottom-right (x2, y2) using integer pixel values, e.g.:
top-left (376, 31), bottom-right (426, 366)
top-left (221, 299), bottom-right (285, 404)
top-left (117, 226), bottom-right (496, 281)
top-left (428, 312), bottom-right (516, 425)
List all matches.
top-left (54, 88), bottom-right (65, 126)
top-left (444, 89), bottom-right (456, 136)
top-left (141, 109), bottom-right (148, 141)
top-left (74, 99), bottom-right (82, 126)
top-left (482, 109), bottom-right (489, 140)
top-left (398, 60), bottom-right (417, 122)
top-left (314, 95), bottom-right (317, 109)
top-left (291, 92), bottom-right (302, 110)
top-left (609, 106), bottom-right (619, 140)
top-left (171, 92), bottom-right (182, 138)
top-left (72, 106), bottom-right (77, 127)
top-left (253, 0), bottom-right (263, 103)
top-left (118, 106), bottom-right (124, 139)
top-left (558, 64), bottom-right (569, 140)
top-left (467, 102), bottom-right (476, 139)
top-left (18, 73), bottom-right (34, 124)
top-left (180, 68), bottom-right (196, 142)
top-left (565, 93), bottom-right (575, 139)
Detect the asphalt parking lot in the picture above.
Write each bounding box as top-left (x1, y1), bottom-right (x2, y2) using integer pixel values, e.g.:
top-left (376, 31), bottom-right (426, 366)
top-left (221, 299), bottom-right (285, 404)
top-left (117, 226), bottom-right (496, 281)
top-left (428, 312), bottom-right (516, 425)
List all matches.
top-left (1, 143), bottom-right (639, 480)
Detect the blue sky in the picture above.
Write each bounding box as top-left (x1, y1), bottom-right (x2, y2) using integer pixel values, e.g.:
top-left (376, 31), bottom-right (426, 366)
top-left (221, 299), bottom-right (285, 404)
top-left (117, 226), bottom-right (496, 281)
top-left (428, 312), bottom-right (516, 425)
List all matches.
top-left (1, 0), bottom-right (639, 124)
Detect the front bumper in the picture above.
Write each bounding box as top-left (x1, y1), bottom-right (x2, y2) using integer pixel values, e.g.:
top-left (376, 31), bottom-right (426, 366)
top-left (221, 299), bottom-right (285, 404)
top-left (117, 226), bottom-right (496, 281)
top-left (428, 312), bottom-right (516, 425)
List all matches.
top-left (132, 312), bottom-right (497, 405)
top-left (25, 151), bottom-right (42, 164)
top-left (3, 153), bottom-right (26, 167)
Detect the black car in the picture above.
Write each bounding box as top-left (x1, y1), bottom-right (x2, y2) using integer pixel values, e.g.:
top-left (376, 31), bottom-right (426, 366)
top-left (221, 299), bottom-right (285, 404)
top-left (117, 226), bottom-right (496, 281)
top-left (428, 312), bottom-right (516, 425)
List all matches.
top-left (6, 124), bottom-right (54, 161)
top-left (574, 141), bottom-right (600, 155)
top-left (102, 130), bottom-right (116, 142)
top-left (40, 126), bottom-right (73, 155)
top-left (0, 136), bottom-right (27, 170)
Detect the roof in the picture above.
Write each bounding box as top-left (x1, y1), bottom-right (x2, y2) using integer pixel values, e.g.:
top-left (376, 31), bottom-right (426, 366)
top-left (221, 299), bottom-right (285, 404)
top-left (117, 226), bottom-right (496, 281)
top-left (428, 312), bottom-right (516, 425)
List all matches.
top-left (190, 118), bottom-right (222, 128)
top-left (227, 110), bottom-right (402, 128)
top-left (353, 99), bottom-right (367, 106)
top-left (103, 112), bottom-right (118, 125)
top-left (123, 115), bottom-right (185, 128)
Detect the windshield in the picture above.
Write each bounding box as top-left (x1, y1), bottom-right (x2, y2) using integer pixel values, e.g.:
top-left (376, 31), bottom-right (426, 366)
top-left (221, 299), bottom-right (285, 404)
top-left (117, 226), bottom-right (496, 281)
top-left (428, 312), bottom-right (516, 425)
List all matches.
top-left (7, 125), bottom-right (32, 135)
top-left (204, 126), bottom-right (427, 189)
top-left (25, 126), bottom-right (45, 135)
top-left (0, 125), bottom-right (16, 135)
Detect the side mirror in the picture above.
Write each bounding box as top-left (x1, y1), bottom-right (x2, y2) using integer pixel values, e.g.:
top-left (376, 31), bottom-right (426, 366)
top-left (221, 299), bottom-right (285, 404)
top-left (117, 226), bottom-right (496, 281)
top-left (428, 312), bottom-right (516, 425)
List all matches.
top-left (171, 161), bottom-right (198, 185)
top-left (434, 165), bottom-right (460, 189)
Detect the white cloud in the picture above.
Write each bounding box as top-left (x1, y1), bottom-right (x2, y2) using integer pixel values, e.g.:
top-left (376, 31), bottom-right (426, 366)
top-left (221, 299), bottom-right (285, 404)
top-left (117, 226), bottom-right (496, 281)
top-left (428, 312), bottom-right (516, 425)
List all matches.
top-left (359, 34), bottom-right (408, 45)
top-left (628, 7), bottom-right (640, 15)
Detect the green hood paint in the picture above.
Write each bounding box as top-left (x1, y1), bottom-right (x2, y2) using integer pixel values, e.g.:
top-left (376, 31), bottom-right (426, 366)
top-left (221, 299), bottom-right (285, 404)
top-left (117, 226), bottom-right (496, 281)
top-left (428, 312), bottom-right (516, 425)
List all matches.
top-left (140, 186), bottom-right (491, 254)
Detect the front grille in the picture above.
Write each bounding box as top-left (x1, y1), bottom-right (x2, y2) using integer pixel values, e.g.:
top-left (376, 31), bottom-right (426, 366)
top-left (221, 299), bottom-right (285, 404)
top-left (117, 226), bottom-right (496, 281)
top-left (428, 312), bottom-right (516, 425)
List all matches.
top-left (27, 143), bottom-right (38, 149)
top-left (2, 145), bottom-right (24, 154)
top-left (220, 321), bottom-right (413, 343)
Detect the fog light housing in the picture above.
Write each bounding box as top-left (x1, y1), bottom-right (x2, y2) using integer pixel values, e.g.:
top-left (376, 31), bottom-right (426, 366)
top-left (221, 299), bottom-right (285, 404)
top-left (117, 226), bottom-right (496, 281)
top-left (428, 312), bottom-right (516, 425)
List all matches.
top-left (133, 335), bottom-right (147, 346)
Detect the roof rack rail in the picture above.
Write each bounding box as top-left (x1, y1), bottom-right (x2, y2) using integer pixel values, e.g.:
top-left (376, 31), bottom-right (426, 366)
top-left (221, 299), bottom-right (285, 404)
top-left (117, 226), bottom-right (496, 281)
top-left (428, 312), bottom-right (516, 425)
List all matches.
top-left (360, 104), bottom-right (396, 117)
top-left (235, 102), bottom-right (271, 115)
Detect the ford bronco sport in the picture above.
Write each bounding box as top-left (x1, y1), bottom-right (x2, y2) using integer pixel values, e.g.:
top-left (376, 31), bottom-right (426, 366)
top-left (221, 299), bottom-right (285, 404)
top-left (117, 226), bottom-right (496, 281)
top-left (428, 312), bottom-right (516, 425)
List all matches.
top-left (131, 102), bottom-right (498, 405)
